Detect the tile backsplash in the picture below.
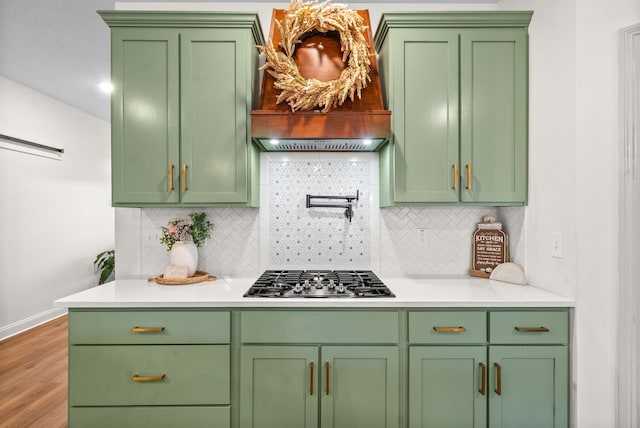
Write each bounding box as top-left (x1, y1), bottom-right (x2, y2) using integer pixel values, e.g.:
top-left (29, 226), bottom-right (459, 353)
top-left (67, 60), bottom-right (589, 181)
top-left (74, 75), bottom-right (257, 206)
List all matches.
top-left (140, 207), bottom-right (260, 276)
top-left (379, 206), bottom-right (524, 276)
top-left (129, 152), bottom-right (525, 277)
top-left (268, 159), bottom-right (370, 267)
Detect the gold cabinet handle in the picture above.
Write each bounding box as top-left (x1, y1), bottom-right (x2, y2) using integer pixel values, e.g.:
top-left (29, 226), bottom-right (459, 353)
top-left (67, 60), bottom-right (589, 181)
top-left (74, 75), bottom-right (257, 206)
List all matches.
top-left (182, 164), bottom-right (188, 191)
top-left (169, 164), bottom-right (175, 191)
top-left (466, 164), bottom-right (472, 189)
top-left (131, 373), bottom-right (166, 382)
top-left (515, 326), bottom-right (550, 333)
top-left (130, 327), bottom-right (165, 333)
top-left (309, 362), bottom-right (315, 396)
top-left (479, 362), bottom-right (486, 396)
top-left (452, 163), bottom-right (458, 190)
top-left (494, 362), bottom-right (502, 395)
top-left (325, 362), bottom-right (330, 396)
top-left (433, 326), bottom-right (466, 333)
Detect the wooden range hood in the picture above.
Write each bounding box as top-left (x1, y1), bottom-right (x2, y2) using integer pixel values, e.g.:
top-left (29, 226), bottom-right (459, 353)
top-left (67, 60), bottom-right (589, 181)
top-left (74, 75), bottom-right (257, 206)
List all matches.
top-left (251, 9), bottom-right (391, 151)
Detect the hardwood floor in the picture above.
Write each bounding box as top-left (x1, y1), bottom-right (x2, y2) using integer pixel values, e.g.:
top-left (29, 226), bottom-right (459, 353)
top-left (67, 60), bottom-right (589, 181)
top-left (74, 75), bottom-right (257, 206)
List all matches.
top-left (0, 315), bottom-right (68, 428)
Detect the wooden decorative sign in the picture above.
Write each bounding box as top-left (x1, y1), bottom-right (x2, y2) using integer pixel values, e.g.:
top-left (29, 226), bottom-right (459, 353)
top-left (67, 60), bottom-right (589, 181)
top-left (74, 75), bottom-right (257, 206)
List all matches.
top-left (470, 219), bottom-right (509, 278)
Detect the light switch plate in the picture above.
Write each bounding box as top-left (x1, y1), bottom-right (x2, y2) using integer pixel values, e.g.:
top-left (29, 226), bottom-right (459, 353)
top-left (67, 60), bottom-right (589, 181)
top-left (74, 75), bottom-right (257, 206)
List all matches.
top-left (551, 232), bottom-right (563, 258)
top-left (143, 229), bottom-right (163, 247)
top-left (417, 228), bottom-right (426, 248)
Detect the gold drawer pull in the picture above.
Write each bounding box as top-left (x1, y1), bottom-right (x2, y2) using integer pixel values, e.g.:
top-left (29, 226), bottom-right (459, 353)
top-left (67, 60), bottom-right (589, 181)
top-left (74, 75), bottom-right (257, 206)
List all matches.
top-left (433, 326), bottom-right (466, 333)
top-left (466, 164), bottom-right (472, 189)
top-left (182, 164), bottom-right (188, 191)
top-left (479, 362), bottom-right (486, 396)
top-left (130, 326), bottom-right (165, 333)
top-left (169, 164), bottom-right (175, 191)
top-left (309, 362), bottom-right (315, 396)
top-left (515, 326), bottom-right (550, 333)
top-left (325, 362), bottom-right (330, 396)
top-left (452, 163), bottom-right (458, 190)
top-left (494, 362), bottom-right (502, 395)
top-left (131, 373), bottom-right (166, 382)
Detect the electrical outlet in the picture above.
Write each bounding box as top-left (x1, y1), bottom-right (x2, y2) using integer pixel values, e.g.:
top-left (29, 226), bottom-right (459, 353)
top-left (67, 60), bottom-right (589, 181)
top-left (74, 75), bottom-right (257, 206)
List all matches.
top-left (143, 229), bottom-right (163, 247)
top-left (551, 232), bottom-right (563, 258)
top-left (417, 228), bottom-right (427, 248)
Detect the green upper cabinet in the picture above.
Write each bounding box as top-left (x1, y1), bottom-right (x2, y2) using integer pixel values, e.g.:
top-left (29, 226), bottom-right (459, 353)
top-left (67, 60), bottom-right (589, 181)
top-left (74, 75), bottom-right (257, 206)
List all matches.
top-left (109, 28), bottom-right (180, 204)
top-left (100, 12), bottom-right (264, 207)
top-left (460, 29), bottom-right (528, 203)
top-left (375, 12), bottom-right (532, 206)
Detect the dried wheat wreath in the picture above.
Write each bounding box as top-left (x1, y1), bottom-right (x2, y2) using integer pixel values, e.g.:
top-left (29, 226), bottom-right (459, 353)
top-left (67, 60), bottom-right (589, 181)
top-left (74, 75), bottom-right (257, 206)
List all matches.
top-left (259, 0), bottom-right (372, 113)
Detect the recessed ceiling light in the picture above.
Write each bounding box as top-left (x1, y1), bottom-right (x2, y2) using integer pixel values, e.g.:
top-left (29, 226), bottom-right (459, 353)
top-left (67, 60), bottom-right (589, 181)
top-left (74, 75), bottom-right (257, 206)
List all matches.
top-left (99, 82), bottom-right (113, 93)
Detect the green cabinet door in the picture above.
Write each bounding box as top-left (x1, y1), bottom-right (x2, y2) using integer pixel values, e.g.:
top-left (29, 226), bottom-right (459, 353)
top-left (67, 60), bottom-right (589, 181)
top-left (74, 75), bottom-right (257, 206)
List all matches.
top-left (409, 346), bottom-right (487, 428)
top-left (180, 29), bottom-right (250, 204)
top-left (389, 29), bottom-right (459, 203)
top-left (375, 13), bottom-right (530, 206)
top-left (240, 346), bottom-right (318, 428)
top-left (102, 12), bottom-right (263, 207)
top-left (489, 346), bottom-right (568, 428)
top-left (321, 346), bottom-right (399, 428)
top-left (110, 28), bottom-right (180, 204)
top-left (460, 29), bottom-right (528, 204)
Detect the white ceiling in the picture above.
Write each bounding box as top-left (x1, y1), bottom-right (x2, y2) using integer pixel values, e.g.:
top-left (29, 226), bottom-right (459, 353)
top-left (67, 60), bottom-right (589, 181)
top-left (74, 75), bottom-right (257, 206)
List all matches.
top-left (0, 0), bottom-right (496, 122)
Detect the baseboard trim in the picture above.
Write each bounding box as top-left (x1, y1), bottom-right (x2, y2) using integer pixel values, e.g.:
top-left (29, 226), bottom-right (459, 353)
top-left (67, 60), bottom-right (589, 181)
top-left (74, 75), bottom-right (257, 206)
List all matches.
top-left (0, 307), bottom-right (68, 341)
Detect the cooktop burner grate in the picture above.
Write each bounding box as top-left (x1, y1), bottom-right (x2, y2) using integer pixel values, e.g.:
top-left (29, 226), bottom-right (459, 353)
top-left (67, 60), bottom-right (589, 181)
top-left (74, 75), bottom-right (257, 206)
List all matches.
top-left (244, 270), bottom-right (394, 298)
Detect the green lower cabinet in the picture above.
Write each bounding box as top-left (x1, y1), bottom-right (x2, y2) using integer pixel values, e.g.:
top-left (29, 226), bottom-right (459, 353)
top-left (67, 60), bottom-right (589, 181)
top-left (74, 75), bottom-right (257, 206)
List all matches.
top-left (70, 345), bottom-right (230, 406)
top-left (69, 406), bottom-right (229, 428)
top-left (240, 346), bottom-right (318, 428)
top-left (321, 346), bottom-right (400, 428)
top-left (240, 345), bottom-right (399, 428)
top-left (488, 346), bottom-right (568, 428)
top-left (409, 346), bottom-right (487, 428)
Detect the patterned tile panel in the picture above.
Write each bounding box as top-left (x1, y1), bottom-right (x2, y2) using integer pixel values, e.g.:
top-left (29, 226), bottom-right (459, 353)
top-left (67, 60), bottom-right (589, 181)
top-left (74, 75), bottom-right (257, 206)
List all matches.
top-left (269, 160), bottom-right (370, 267)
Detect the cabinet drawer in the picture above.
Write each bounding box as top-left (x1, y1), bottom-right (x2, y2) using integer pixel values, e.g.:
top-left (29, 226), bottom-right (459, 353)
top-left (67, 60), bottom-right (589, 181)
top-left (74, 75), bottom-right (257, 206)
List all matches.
top-left (241, 311), bottom-right (399, 343)
top-left (69, 310), bottom-right (230, 344)
top-left (490, 311), bottom-right (568, 344)
top-left (409, 311), bottom-right (487, 344)
top-left (69, 345), bottom-right (229, 405)
top-left (69, 406), bottom-right (229, 428)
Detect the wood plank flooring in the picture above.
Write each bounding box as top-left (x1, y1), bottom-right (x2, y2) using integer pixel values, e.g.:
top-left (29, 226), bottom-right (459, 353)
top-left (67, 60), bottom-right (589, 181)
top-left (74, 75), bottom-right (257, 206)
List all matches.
top-left (0, 315), bottom-right (68, 428)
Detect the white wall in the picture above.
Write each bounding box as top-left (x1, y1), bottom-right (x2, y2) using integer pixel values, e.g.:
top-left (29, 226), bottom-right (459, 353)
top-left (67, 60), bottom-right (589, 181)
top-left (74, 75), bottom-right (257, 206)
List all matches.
top-left (574, 1), bottom-right (640, 427)
top-left (499, 0), bottom-right (640, 426)
top-left (0, 75), bottom-right (114, 339)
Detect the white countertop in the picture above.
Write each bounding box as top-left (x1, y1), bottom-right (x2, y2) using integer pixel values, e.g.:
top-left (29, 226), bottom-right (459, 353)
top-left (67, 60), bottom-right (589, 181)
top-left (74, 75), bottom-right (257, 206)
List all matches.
top-left (54, 276), bottom-right (574, 308)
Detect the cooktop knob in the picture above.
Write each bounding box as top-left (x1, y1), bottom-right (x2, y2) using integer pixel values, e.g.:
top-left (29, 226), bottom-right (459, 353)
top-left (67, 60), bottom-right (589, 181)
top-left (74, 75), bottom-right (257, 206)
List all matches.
top-left (304, 279), bottom-right (311, 289)
top-left (328, 279), bottom-right (335, 289)
top-left (293, 283), bottom-right (303, 293)
top-left (337, 283), bottom-right (346, 293)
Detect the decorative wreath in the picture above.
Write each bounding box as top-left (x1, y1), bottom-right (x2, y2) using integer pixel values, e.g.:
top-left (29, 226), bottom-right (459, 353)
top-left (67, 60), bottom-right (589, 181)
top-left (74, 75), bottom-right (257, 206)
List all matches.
top-left (259, 0), bottom-right (372, 113)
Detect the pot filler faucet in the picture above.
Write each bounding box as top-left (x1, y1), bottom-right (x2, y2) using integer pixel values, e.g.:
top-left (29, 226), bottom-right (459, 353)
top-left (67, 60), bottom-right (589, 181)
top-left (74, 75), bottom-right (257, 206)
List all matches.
top-left (306, 190), bottom-right (359, 222)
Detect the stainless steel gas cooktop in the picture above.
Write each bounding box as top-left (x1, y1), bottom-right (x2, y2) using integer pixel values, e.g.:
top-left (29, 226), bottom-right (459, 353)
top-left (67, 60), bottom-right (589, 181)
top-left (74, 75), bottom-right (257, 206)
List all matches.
top-left (243, 270), bottom-right (394, 298)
